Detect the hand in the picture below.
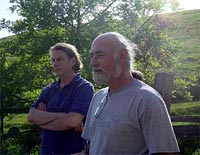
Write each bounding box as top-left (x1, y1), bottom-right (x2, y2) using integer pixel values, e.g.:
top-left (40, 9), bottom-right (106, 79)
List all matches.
top-left (74, 122), bottom-right (84, 132)
top-left (37, 102), bottom-right (47, 111)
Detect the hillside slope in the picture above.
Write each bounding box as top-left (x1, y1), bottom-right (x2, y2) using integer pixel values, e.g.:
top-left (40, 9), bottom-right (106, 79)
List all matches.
top-left (1, 10), bottom-right (199, 78)
top-left (157, 9), bottom-right (200, 77)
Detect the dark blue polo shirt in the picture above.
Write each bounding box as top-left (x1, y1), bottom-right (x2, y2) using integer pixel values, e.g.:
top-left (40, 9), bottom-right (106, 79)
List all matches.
top-left (31, 73), bottom-right (94, 154)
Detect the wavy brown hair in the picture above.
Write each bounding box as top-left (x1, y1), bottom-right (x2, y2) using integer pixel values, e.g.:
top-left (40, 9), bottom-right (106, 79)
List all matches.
top-left (50, 43), bottom-right (83, 73)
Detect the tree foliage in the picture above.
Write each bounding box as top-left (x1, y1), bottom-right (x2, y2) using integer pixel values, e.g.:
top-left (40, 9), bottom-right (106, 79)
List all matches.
top-left (0, 0), bottom-right (190, 116)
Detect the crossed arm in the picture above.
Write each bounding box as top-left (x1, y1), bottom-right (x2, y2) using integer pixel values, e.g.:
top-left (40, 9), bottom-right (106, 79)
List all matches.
top-left (28, 102), bottom-right (84, 131)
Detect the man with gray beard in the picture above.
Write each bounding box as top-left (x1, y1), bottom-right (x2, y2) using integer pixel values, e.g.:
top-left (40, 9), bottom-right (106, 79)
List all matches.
top-left (76, 32), bottom-right (180, 155)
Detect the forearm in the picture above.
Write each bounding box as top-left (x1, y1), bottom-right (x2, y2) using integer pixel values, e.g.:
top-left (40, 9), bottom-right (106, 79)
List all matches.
top-left (39, 113), bottom-right (71, 131)
top-left (39, 112), bottom-right (84, 131)
top-left (28, 108), bottom-right (63, 125)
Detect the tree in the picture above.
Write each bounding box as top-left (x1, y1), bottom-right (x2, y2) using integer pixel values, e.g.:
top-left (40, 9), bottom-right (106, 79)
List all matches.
top-left (113, 0), bottom-right (180, 84)
top-left (0, 0), bottom-right (184, 115)
top-left (0, 0), bottom-right (122, 114)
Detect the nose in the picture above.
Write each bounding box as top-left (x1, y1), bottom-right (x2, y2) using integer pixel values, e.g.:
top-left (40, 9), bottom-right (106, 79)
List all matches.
top-left (90, 55), bottom-right (98, 67)
top-left (52, 60), bottom-right (59, 67)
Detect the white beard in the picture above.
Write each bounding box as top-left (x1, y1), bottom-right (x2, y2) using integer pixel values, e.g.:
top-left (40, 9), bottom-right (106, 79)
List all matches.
top-left (93, 56), bottom-right (121, 85)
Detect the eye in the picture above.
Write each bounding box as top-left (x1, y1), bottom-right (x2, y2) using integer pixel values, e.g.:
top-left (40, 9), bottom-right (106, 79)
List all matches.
top-left (96, 53), bottom-right (106, 59)
top-left (97, 53), bottom-right (105, 57)
top-left (90, 51), bottom-right (106, 59)
top-left (57, 57), bottom-right (62, 61)
top-left (90, 53), bottom-right (94, 58)
top-left (51, 58), bottom-right (55, 63)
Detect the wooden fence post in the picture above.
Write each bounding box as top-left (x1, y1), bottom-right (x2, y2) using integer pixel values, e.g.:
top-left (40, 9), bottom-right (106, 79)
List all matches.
top-left (154, 72), bottom-right (174, 113)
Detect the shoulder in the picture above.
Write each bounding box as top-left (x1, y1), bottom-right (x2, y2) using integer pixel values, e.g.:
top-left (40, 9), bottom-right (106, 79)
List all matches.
top-left (70, 75), bottom-right (94, 97)
top-left (131, 80), bottom-right (165, 109)
top-left (129, 81), bottom-right (169, 121)
top-left (135, 80), bottom-right (163, 100)
top-left (42, 80), bottom-right (59, 92)
top-left (75, 73), bottom-right (94, 88)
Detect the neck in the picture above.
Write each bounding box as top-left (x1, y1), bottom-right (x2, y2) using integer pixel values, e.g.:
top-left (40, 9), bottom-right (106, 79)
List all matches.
top-left (60, 72), bottom-right (75, 88)
top-left (108, 71), bottom-right (134, 91)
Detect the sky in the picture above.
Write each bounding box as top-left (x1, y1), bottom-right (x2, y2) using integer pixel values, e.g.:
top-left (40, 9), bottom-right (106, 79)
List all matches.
top-left (0, 0), bottom-right (200, 38)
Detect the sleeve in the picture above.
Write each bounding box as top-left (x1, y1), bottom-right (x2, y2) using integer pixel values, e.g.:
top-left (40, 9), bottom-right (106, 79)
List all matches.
top-left (30, 85), bottom-right (52, 108)
top-left (70, 82), bottom-right (94, 116)
top-left (140, 99), bottom-right (180, 154)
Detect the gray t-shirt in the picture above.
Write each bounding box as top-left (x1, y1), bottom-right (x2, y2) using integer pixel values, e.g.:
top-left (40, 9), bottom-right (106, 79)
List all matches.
top-left (82, 80), bottom-right (179, 155)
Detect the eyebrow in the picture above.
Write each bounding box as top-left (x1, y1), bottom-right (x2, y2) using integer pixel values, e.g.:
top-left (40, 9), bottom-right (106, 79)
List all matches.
top-left (90, 50), bottom-right (105, 54)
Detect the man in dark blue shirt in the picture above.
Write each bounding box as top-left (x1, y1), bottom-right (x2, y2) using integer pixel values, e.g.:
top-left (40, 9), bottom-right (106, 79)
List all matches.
top-left (28, 43), bottom-right (94, 154)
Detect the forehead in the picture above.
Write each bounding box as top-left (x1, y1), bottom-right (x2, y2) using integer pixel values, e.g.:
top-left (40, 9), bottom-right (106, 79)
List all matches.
top-left (51, 49), bottom-right (68, 57)
top-left (90, 36), bottom-right (114, 54)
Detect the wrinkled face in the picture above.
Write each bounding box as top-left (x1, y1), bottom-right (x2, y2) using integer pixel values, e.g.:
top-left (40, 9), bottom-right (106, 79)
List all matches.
top-left (90, 37), bottom-right (122, 85)
top-left (50, 50), bottom-right (75, 77)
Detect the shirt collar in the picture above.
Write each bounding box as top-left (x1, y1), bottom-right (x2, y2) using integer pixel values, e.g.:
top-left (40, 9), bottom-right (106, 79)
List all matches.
top-left (54, 73), bottom-right (81, 89)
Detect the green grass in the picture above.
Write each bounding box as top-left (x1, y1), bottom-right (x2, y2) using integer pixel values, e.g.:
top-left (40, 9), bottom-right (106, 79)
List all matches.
top-left (3, 101), bottom-right (200, 134)
top-left (170, 101), bottom-right (200, 116)
top-left (3, 114), bottom-right (40, 155)
top-left (3, 113), bottom-right (29, 134)
top-left (170, 101), bottom-right (200, 126)
top-left (157, 10), bottom-right (200, 78)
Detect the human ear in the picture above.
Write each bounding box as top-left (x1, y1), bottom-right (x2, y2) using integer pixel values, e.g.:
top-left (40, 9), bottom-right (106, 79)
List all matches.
top-left (71, 57), bottom-right (76, 66)
top-left (119, 49), bottom-right (128, 61)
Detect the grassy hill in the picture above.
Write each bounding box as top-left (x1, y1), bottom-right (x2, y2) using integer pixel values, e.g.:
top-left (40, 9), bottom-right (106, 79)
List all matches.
top-left (157, 9), bottom-right (200, 77)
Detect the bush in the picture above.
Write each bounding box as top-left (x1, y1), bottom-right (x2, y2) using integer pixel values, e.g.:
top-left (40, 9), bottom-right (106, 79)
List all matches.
top-left (2, 125), bottom-right (41, 155)
top-left (177, 136), bottom-right (200, 155)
